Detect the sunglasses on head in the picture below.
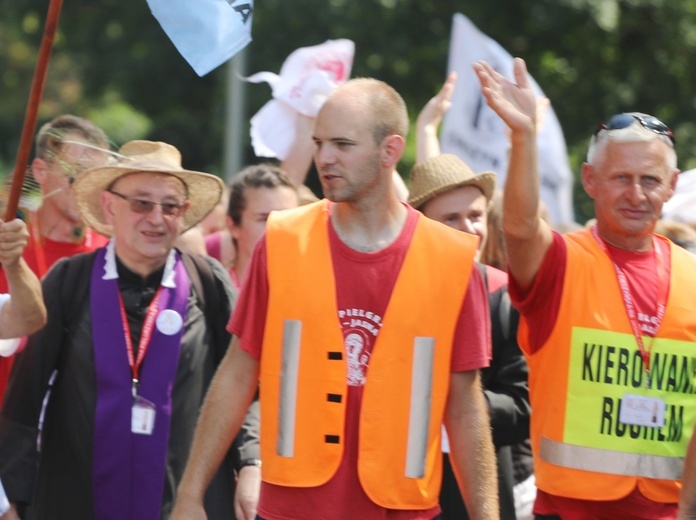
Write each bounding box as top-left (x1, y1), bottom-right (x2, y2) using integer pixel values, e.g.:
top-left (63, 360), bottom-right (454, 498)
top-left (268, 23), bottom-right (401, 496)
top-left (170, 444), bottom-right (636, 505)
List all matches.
top-left (108, 189), bottom-right (185, 217)
top-left (594, 113), bottom-right (675, 144)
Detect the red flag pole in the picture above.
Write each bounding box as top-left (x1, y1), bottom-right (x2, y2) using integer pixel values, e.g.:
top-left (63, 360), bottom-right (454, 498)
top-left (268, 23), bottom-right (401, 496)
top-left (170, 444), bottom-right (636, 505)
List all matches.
top-left (5, 0), bottom-right (64, 221)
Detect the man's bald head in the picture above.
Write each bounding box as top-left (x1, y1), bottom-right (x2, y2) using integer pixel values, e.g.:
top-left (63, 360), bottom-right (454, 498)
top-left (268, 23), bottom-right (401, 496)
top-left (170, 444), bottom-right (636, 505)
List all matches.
top-left (326, 78), bottom-right (409, 145)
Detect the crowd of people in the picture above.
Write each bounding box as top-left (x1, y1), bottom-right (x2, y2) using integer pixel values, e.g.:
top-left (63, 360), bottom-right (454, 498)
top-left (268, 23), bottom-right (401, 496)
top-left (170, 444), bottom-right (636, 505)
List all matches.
top-left (0, 56), bottom-right (692, 520)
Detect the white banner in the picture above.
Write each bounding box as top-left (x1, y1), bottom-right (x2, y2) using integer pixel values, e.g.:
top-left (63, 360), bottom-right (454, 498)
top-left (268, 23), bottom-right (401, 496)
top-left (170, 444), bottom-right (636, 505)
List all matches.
top-left (147, 0), bottom-right (254, 77)
top-left (247, 39), bottom-right (354, 160)
top-left (441, 13), bottom-right (575, 226)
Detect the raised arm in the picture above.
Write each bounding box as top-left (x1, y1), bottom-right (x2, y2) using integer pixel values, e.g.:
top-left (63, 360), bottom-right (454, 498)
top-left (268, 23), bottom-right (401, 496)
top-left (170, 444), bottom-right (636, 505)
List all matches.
top-left (171, 338), bottom-right (260, 520)
top-left (280, 114), bottom-right (316, 188)
top-left (416, 72), bottom-right (456, 163)
top-left (473, 58), bottom-right (553, 290)
top-left (0, 219), bottom-right (46, 338)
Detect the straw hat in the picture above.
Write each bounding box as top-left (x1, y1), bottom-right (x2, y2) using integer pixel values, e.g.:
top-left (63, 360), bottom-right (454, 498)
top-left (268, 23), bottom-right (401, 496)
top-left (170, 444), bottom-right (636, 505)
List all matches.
top-left (73, 140), bottom-right (223, 236)
top-left (408, 154), bottom-right (496, 209)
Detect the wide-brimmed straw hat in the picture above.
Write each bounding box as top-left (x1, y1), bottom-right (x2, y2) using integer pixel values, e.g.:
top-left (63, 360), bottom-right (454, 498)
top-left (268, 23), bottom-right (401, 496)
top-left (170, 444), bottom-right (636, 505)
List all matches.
top-left (73, 140), bottom-right (223, 236)
top-left (408, 154), bottom-right (496, 209)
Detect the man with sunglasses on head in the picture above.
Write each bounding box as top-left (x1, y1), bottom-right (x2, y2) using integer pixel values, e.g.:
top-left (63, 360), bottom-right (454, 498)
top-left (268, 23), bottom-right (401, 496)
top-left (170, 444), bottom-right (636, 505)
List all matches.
top-left (475, 58), bottom-right (696, 520)
top-left (0, 140), bottom-right (260, 519)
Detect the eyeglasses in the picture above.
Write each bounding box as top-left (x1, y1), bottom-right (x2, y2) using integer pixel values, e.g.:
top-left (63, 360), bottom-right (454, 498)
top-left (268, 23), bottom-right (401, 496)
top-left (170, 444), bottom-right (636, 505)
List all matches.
top-left (595, 113), bottom-right (675, 144)
top-left (108, 190), bottom-right (186, 217)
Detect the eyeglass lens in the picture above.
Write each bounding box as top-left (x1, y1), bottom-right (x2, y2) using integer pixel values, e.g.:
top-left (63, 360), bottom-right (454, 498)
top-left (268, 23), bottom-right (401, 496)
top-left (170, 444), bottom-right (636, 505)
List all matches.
top-left (129, 199), bottom-right (182, 216)
top-left (109, 190), bottom-right (183, 217)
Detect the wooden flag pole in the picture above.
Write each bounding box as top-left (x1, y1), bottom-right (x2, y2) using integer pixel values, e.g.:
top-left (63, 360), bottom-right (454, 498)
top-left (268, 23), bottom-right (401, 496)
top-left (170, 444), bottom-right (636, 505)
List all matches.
top-left (5, 0), bottom-right (64, 221)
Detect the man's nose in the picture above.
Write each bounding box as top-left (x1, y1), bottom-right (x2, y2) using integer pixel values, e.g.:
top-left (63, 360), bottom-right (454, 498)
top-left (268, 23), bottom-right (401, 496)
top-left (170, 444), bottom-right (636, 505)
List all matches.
top-left (627, 181), bottom-right (647, 204)
top-left (314, 145), bottom-right (336, 167)
top-left (145, 203), bottom-right (167, 223)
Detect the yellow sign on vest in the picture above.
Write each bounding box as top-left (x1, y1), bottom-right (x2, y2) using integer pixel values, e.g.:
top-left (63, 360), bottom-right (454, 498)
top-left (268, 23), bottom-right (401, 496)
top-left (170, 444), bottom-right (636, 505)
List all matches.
top-left (566, 326), bottom-right (696, 458)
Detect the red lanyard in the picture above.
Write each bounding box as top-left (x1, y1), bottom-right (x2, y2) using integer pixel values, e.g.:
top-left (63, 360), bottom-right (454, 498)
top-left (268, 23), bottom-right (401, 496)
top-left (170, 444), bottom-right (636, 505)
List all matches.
top-left (118, 287), bottom-right (163, 397)
top-left (591, 226), bottom-right (669, 388)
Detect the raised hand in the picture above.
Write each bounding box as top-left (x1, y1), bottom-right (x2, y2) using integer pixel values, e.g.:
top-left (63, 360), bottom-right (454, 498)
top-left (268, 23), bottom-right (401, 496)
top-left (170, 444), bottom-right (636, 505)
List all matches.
top-left (0, 219), bottom-right (29, 268)
top-left (473, 58), bottom-right (537, 135)
top-left (416, 71), bottom-right (457, 162)
top-left (417, 71), bottom-right (457, 131)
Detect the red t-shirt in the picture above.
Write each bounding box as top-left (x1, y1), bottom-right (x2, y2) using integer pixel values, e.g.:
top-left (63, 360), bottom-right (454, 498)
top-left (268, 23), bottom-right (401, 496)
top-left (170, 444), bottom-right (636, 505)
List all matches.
top-left (509, 230), bottom-right (677, 519)
top-left (229, 205), bottom-right (491, 520)
top-left (0, 226), bottom-right (109, 292)
top-left (0, 225), bottom-right (109, 400)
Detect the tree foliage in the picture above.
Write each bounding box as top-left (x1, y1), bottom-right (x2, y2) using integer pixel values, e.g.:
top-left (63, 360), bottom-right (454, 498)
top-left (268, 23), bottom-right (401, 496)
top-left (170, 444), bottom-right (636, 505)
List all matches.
top-left (2, 0), bottom-right (696, 222)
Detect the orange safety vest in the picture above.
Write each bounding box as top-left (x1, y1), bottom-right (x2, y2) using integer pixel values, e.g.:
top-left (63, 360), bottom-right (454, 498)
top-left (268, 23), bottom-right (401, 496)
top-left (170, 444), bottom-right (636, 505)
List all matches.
top-left (520, 229), bottom-right (696, 503)
top-left (260, 200), bottom-right (478, 509)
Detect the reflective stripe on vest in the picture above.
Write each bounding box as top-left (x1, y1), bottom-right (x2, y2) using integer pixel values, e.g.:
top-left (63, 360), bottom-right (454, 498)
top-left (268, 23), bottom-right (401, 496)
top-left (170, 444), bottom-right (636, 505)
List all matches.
top-left (540, 436), bottom-right (684, 480)
top-left (405, 337), bottom-right (435, 479)
top-left (278, 319), bottom-right (302, 458)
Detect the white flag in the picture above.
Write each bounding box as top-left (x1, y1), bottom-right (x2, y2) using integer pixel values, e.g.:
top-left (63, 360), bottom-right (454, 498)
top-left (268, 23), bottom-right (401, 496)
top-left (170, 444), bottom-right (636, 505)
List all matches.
top-left (441, 13), bottom-right (575, 226)
top-left (247, 39), bottom-right (354, 160)
top-left (147, 0), bottom-right (253, 77)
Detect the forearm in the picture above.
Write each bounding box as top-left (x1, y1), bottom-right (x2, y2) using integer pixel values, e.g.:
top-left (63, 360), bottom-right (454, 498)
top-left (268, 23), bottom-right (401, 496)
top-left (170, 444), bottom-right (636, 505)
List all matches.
top-left (502, 129), bottom-right (553, 288)
top-left (415, 121), bottom-right (442, 163)
top-left (1, 259), bottom-right (46, 338)
top-left (415, 71), bottom-right (455, 163)
top-left (280, 114), bottom-right (315, 187)
top-left (502, 129), bottom-right (541, 241)
top-left (445, 371), bottom-right (499, 520)
top-left (177, 340), bottom-right (259, 503)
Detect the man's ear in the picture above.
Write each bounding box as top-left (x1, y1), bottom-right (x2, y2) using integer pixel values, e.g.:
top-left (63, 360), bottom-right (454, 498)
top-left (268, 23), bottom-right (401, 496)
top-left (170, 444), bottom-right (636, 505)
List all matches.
top-left (581, 162), bottom-right (596, 200)
top-left (32, 158), bottom-right (49, 186)
top-left (666, 168), bottom-right (680, 200)
top-left (101, 190), bottom-right (117, 226)
top-left (381, 135), bottom-right (405, 169)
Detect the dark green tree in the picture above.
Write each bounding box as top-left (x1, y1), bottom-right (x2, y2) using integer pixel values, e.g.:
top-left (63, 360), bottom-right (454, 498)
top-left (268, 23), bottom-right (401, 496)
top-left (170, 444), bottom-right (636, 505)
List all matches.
top-left (2, 0), bottom-right (696, 223)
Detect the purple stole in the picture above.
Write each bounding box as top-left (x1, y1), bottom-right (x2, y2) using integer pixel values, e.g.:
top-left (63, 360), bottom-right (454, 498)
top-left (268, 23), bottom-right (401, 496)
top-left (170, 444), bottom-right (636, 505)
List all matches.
top-left (90, 248), bottom-right (189, 520)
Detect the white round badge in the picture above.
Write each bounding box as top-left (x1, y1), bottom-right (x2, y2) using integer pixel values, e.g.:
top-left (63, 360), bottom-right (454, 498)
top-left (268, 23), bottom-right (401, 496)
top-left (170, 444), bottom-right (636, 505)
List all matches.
top-left (156, 309), bottom-right (183, 336)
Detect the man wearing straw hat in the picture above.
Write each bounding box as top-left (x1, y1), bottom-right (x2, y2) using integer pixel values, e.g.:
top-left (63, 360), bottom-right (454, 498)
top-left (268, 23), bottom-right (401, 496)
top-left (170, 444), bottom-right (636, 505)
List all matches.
top-left (409, 154), bottom-right (530, 520)
top-left (173, 78), bottom-right (498, 519)
top-left (0, 140), bottom-right (259, 519)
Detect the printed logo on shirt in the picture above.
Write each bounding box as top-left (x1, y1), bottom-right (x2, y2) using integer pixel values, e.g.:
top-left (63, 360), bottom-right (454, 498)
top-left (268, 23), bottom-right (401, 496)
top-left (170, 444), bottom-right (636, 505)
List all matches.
top-left (338, 308), bottom-right (382, 386)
